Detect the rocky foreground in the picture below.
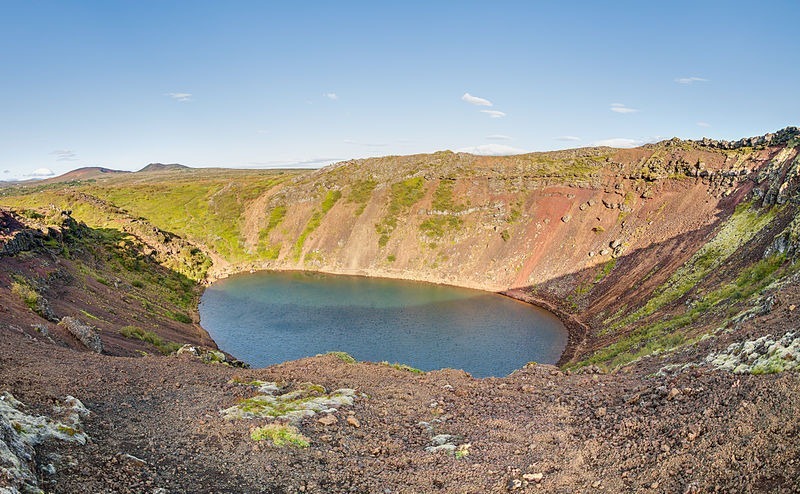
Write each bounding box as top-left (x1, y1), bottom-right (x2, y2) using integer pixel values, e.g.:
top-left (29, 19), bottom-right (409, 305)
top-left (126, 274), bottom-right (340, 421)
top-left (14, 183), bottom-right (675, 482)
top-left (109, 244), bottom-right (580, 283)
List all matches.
top-left (1, 324), bottom-right (798, 493)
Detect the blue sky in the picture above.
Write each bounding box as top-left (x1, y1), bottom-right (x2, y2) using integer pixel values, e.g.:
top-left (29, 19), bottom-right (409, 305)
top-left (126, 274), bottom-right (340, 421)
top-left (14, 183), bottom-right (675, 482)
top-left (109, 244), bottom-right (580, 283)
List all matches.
top-left (1, 1), bottom-right (798, 180)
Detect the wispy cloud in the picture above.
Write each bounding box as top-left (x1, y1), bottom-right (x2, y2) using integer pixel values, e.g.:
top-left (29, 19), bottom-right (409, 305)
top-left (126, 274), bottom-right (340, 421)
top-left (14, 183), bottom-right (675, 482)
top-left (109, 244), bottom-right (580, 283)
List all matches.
top-left (50, 149), bottom-right (78, 161)
top-left (481, 110), bottom-right (506, 118)
top-left (325, 92), bottom-right (338, 100)
top-left (27, 167), bottom-right (56, 178)
top-left (486, 134), bottom-right (512, 141)
top-left (610, 103), bottom-right (638, 114)
top-left (675, 76), bottom-right (708, 85)
top-left (343, 139), bottom-right (387, 148)
top-left (457, 144), bottom-right (527, 156)
top-left (696, 121), bottom-right (711, 128)
top-left (462, 93), bottom-right (493, 107)
top-left (166, 92), bottom-right (192, 102)
top-left (555, 136), bottom-right (581, 142)
top-left (247, 157), bottom-right (342, 168)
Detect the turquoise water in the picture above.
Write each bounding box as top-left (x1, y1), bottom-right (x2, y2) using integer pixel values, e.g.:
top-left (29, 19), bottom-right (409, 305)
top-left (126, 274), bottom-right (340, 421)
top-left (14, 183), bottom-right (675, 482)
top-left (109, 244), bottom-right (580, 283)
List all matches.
top-left (198, 271), bottom-right (567, 377)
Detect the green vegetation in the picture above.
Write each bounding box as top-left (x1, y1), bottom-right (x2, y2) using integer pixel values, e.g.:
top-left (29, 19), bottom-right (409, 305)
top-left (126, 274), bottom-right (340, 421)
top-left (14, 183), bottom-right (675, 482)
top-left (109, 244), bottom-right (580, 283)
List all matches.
top-left (419, 216), bottom-right (462, 239)
top-left (500, 229), bottom-right (510, 242)
top-left (11, 276), bottom-right (40, 311)
top-left (606, 203), bottom-right (778, 332)
top-left (419, 180), bottom-right (464, 239)
top-left (386, 254), bottom-right (396, 262)
top-left (120, 325), bottom-right (182, 354)
top-left (292, 190), bottom-right (342, 260)
top-left (264, 205), bottom-right (287, 234)
top-left (348, 179), bottom-right (377, 215)
top-left (326, 351), bottom-right (356, 364)
top-left (381, 361), bottom-right (424, 374)
top-left (581, 254), bottom-right (789, 370)
top-left (375, 177), bottom-right (425, 247)
top-left (595, 258), bottom-right (617, 282)
top-left (250, 424), bottom-right (310, 447)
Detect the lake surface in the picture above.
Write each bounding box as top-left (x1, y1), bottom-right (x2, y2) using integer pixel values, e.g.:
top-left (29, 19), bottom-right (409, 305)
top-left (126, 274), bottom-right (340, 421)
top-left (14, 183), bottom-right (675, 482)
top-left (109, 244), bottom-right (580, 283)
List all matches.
top-left (198, 271), bottom-right (567, 377)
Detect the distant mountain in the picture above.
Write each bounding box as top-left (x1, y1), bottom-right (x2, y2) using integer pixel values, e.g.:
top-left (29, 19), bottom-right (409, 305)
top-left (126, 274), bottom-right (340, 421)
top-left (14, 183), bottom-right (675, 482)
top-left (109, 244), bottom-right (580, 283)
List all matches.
top-left (138, 163), bottom-right (190, 173)
top-left (43, 167), bottom-right (129, 183)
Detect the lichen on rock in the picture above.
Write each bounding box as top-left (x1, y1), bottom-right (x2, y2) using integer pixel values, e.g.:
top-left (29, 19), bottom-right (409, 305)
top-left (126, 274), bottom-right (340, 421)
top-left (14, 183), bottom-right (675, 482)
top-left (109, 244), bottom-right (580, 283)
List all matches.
top-left (0, 392), bottom-right (90, 493)
top-left (220, 382), bottom-right (357, 422)
top-left (705, 331), bottom-right (800, 374)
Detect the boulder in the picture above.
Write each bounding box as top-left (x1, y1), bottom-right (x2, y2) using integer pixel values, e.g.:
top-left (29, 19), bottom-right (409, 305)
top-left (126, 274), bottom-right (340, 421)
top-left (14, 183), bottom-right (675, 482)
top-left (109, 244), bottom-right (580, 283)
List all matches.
top-left (58, 317), bottom-right (103, 353)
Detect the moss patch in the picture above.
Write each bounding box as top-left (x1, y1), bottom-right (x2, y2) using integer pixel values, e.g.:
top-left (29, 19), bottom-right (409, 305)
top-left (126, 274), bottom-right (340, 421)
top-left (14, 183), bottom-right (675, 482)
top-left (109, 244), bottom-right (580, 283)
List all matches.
top-left (250, 424), bottom-right (310, 447)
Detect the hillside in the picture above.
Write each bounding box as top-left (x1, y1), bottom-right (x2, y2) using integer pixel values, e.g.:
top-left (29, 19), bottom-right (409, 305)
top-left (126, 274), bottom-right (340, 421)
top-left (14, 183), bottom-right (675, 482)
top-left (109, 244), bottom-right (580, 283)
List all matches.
top-left (1, 128), bottom-right (799, 492)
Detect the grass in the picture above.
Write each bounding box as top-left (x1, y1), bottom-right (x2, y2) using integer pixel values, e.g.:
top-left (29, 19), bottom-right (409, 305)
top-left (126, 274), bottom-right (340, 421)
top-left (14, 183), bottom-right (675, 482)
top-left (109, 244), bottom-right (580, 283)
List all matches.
top-left (375, 177), bottom-right (425, 247)
top-left (606, 202), bottom-right (778, 332)
top-left (580, 254), bottom-right (789, 370)
top-left (348, 179), bottom-right (377, 215)
top-left (11, 276), bottom-right (39, 311)
top-left (326, 351), bottom-right (356, 364)
top-left (419, 216), bottom-right (462, 239)
top-left (120, 325), bottom-right (182, 354)
top-left (250, 424), bottom-right (310, 447)
top-left (292, 190), bottom-right (342, 260)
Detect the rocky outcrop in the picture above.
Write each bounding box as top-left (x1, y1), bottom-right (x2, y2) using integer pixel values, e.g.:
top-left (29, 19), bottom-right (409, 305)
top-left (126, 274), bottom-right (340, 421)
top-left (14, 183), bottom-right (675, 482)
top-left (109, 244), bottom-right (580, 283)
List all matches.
top-left (695, 126), bottom-right (800, 150)
top-left (0, 392), bottom-right (89, 493)
top-left (58, 317), bottom-right (103, 354)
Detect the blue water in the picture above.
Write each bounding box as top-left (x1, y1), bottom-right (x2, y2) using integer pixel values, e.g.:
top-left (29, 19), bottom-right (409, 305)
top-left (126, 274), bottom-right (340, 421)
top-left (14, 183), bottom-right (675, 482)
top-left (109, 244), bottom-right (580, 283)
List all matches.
top-left (198, 271), bottom-right (567, 377)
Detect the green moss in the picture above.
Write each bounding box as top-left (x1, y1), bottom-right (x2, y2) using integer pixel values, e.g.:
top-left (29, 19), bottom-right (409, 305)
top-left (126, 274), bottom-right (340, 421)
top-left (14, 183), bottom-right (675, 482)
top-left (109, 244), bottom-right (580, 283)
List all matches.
top-left (250, 424), bottom-right (310, 447)
top-left (57, 425), bottom-right (79, 436)
top-left (326, 351), bottom-right (356, 364)
top-left (120, 325), bottom-right (182, 354)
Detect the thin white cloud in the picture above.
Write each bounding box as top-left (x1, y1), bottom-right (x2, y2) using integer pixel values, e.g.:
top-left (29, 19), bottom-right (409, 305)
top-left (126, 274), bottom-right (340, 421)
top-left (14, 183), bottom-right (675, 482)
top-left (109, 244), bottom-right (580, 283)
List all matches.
top-left (610, 103), bottom-right (638, 114)
top-left (481, 110), bottom-right (506, 118)
top-left (486, 134), bottom-right (513, 141)
top-left (49, 149), bottom-right (78, 161)
top-left (462, 93), bottom-right (493, 107)
top-left (555, 136), bottom-right (581, 142)
top-left (325, 92), bottom-right (338, 100)
top-left (247, 158), bottom-right (341, 168)
top-left (27, 168), bottom-right (56, 178)
top-left (675, 77), bottom-right (708, 85)
top-left (3, 169), bottom-right (10, 174)
top-left (456, 144), bottom-right (527, 156)
top-left (592, 138), bottom-right (643, 148)
top-left (697, 121), bottom-right (711, 128)
top-left (166, 92), bottom-right (192, 102)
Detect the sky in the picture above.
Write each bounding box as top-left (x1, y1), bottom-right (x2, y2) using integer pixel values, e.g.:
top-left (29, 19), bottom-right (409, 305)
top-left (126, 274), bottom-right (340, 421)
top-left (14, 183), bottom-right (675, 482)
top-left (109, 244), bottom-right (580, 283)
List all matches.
top-left (1, 1), bottom-right (798, 180)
